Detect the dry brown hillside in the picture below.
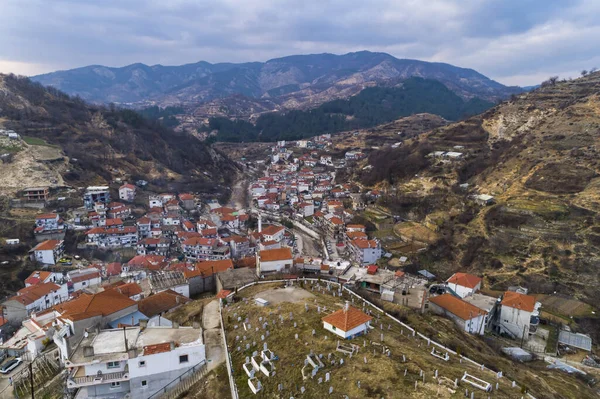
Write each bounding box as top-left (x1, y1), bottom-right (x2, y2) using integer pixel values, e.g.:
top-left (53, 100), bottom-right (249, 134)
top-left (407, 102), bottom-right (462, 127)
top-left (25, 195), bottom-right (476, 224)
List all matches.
top-left (360, 72), bottom-right (600, 318)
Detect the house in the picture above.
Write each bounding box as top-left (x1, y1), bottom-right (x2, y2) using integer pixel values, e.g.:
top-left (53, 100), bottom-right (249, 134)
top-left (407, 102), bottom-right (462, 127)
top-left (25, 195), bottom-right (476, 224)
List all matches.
top-left (137, 237), bottom-right (171, 256)
top-left (0, 318), bottom-right (49, 358)
top-left (185, 259), bottom-right (235, 295)
top-left (179, 193), bottom-right (195, 210)
top-left (85, 226), bottom-right (138, 248)
top-left (64, 326), bottom-right (205, 399)
top-left (446, 273), bottom-right (482, 298)
top-left (83, 186), bottom-right (110, 209)
top-left (68, 268), bottom-right (102, 292)
top-left (51, 289), bottom-right (139, 360)
top-left (322, 302), bottom-right (372, 339)
top-left (137, 217), bottom-right (152, 239)
top-left (23, 187), bottom-right (49, 202)
top-left (347, 239), bottom-right (382, 265)
top-left (257, 248), bottom-right (293, 276)
top-left (137, 289), bottom-right (191, 320)
top-left (29, 239), bottom-right (64, 265)
top-left (107, 202), bottom-right (131, 219)
top-left (118, 183), bottom-right (136, 202)
top-left (297, 202), bottom-right (314, 217)
top-left (34, 213), bottom-right (64, 233)
top-left (462, 293), bottom-right (499, 332)
top-left (2, 282), bottom-right (69, 323)
top-left (498, 291), bottom-right (541, 341)
top-left (429, 294), bottom-right (487, 335)
top-left (112, 282), bottom-right (143, 301)
top-left (474, 194), bottom-right (494, 206)
top-left (182, 237), bottom-right (230, 261)
top-left (125, 255), bottom-right (168, 277)
top-left (149, 271), bottom-right (190, 297)
top-left (24, 270), bottom-right (64, 287)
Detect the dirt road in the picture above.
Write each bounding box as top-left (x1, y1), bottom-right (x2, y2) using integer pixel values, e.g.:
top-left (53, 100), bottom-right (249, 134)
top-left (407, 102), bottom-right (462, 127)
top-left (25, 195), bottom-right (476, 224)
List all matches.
top-left (228, 174), bottom-right (249, 210)
top-left (202, 300), bottom-right (225, 371)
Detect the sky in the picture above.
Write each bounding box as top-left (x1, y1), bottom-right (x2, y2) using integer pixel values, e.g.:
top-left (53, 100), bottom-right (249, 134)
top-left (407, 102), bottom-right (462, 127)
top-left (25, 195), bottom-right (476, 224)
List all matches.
top-left (1, 0), bottom-right (599, 86)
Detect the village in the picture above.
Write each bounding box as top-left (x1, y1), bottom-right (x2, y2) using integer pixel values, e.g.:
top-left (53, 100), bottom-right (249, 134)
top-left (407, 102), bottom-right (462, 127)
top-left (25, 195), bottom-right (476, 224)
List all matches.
top-left (0, 131), bottom-right (597, 398)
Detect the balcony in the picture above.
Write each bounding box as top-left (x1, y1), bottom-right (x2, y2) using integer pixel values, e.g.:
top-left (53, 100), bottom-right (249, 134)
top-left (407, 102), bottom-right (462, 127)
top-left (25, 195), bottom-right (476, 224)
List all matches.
top-left (67, 366), bottom-right (129, 388)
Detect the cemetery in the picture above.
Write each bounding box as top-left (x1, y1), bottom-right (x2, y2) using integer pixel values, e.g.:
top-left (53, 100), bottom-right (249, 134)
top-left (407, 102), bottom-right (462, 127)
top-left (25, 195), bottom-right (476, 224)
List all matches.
top-left (221, 280), bottom-right (528, 398)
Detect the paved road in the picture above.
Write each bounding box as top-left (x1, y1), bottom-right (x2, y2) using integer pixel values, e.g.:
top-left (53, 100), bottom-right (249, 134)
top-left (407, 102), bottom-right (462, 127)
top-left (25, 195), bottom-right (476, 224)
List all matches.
top-left (202, 300), bottom-right (224, 372)
top-left (0, 360), bottom-right (26, 397)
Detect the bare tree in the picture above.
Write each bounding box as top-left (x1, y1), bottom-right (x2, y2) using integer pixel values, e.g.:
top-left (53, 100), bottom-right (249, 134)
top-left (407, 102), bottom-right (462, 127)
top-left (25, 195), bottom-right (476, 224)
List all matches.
top-left (581, 70), bottom-right (588, 76)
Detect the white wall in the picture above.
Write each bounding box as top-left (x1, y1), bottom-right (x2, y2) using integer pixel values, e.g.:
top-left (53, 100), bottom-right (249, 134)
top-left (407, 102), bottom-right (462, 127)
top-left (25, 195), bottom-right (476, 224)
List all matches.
top-left (447, 282), bottom-right (480, 298)
top-left (500, 306), bottom-right (531, 340)
top-left (323, 321), bottom-right (369, 339)
top-left (259, 259), bottom-right (292, 274)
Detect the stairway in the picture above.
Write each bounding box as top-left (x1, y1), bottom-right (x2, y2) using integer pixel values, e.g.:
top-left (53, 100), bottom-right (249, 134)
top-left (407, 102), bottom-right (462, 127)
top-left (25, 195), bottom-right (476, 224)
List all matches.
top-left (153, 362), bottom-right (209, 399)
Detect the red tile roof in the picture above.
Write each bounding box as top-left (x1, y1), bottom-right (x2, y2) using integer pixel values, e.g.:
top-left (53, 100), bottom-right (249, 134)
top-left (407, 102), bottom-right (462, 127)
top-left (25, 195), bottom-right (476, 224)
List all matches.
top-left (137, 289), bottom-right (190, 317)
top-left (322, 306), bottom-right (372, 332)
top-left (501, 291), bottom-right (536, 312)
top-left (216, 290), bottom-right (232, 299)
top-left (259, 248), bottom-right (292, 262)
top-left (260, 225), bottom-right (284, 236)
top-left (367, 265), bottom-right (378, 275)
top-left (429, 294), bottom-right (486, 320)
top-left (35, 213), bottom-right (58, 220)
top-left (70, 270), bottom-right (100, 283)
top-left (446, 273), bottom-right (482, 289)
top-left (9, 282), bottom-right (62, 306)
top-left (31, 240), bottom-right (62, 251)
top-left (179, 193), bottom-right (194, 201)
top-left (351, 239), bottom-right (378, 249)
top-left (194, 259), bottom-right (234, 277)
top-left (54, 289), bottom-right (136, 321)
top-left (113, 282), bottom-right (143, 298)
top-left (120, 183), bottom-right (136, 190)
top-left (25, 271), bottom-right (53, 285)
top-left (183, 237), bottom-right (216, 246)
top-left (143, 342), bottom-right (172, 355)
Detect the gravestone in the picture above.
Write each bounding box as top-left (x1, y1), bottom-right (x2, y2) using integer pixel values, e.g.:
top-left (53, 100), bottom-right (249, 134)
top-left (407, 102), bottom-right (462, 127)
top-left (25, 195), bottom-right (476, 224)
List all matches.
top-left (326, 372), bottom-right (330, 382)
top-left (318, 377), bottom-right (323, 384)
top-left (300, 387), bottom-right (305, 394)
top-left (329, 386), bottom-right (333, 394)
top-left (264, 343), bottom-right (268, 351)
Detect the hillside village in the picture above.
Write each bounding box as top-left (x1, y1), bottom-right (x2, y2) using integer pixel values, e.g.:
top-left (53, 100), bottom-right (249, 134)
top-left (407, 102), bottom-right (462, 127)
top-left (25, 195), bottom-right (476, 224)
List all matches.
top-left (0, 123), bottom-right (598, 398)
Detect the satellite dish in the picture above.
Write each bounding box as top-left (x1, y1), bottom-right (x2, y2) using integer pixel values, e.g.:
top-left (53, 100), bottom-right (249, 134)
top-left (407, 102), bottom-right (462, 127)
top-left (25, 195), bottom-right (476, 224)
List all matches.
top-left (84, 332), bottom-right (89, 338)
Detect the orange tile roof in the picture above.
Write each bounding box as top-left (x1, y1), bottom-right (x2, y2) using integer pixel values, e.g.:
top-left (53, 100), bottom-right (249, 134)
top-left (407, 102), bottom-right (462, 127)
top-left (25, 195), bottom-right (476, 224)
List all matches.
top-left (346, 232), bottom-right (367, 240)
top-left (54, 289), bottom-right (136, 321)
top-left (25, 271), bottom-right (53, 285)
top-left (70, 270), bottom-right (100, 283)
top-left (120, 183), bottom-right (136, 190)
top-left (127, 255), bottom-right (168, 271)
top-left (113, 282), bottom-right (142, 298)
top-left (137, 289), bottom-right (190, 317)
top-left (183, 237), bottom-right (216, 246)
top-left (429, 294), bottom-right (486, 320)
top-left (261, 225), bottom-right (284, 236)
top-left (9, 282), bottom-right (62, 306)
top-left (31, 240), bottom-right (62, 251)
top-left (501, 291), bottom-right (536, 312)
top-left (234, 257), bottom-right (256, 269)
top-left (216, 290), bottom-right (232, 299)
top-left (143, 342), bottom-right (172, 355)
top-left (346, 224), bottom-right (366, 230)
top-left (259, 247), bottom-right (293, 262)
top-left (195, 259), bottom-right (234, 276)
top-left (322, 306), bottom-right (372, 331)
top-left (35, 213), bottom-right (58, 220)
top-left (351, 239), bottom-right (378, 249)
top-left (179, 193), bottom-right (194, 201)
top-left (446, 273), bottom-right (482, 289)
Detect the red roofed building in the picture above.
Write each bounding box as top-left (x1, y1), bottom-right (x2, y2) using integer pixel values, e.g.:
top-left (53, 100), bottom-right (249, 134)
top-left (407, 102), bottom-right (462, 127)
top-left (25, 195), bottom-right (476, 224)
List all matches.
top-left (499, 291), bottom-right (541, 341)
top-left (3, 282), bottom-right (69, 322)
top-left (85, 226), bottom-right (138, 248)
top-left (446, 272), bottom-right (482, 298)
top-left (119, 183), bottom-right (136, 202)
top-left (322, 302), bottom-right (372, 339)
top-left (429, 294), bottom-right (487, 335)
top-left (257, 248), bottom-right (293, 276)
top-left (126, 255), bottom-right (168, 273)
top-left (24, 270), bottom-right (64, 287)
top-left (348, 239), bottom-right (382, 265)
top-left (29, 239), bottom-right (64, 265)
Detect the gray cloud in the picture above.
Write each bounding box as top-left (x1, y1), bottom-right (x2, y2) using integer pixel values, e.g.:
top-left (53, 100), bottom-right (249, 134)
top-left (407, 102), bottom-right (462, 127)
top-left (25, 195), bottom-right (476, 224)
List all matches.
top-left (0, 0), bottom-right (598, 85)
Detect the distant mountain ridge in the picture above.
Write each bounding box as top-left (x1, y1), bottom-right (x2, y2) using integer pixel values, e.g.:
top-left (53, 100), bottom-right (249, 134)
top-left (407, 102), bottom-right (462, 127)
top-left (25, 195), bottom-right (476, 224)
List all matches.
top-left (32, 51), bottom-right (522, 112)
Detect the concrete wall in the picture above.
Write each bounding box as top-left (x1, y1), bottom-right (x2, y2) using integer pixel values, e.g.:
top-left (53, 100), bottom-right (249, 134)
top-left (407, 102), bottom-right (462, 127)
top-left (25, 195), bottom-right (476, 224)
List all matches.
top-left (500, 306), bottom-right (531, 340)
top-left (84, 381), bottom-right (130, 398)
top-left (259, 259), bottom-right (293, 274)
top-left (429, 302), bottom-right (486, 335)
top-left (323, 321), bottom-right (369, 339)
top-left (188, 275), bottom-right (215, 296)
top-left (129, 344), bottom-right (205, 398)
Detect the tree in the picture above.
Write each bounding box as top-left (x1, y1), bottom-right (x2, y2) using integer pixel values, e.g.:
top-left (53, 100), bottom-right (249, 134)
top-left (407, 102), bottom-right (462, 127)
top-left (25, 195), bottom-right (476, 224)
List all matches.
top-left (581, 70), bottom-right (589, 76)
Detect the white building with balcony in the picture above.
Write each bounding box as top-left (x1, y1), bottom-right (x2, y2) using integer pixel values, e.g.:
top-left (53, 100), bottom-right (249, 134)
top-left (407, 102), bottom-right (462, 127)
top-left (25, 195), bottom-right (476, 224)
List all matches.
top-left (66, 326), bottom-right (205, 399)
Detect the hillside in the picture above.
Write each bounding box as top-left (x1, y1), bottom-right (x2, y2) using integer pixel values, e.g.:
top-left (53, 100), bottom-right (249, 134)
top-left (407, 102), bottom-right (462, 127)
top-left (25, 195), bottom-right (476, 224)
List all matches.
top-left (0, 74), bottom-right (237, 194)
top-left (357, 72), bottom-right (600, 312)
top-left (31, 51), bottom-right (521, 111)
top-left (205, 78), bottom-right (493, 142)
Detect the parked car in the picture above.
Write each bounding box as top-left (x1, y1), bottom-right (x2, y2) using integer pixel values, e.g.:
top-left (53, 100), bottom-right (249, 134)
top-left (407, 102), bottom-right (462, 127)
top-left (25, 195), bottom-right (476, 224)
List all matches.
top-left (0, 358), bottom-right (22, 374)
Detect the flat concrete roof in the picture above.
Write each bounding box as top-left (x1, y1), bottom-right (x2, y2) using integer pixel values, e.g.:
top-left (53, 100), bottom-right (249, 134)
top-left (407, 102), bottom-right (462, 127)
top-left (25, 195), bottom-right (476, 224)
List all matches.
top-left (462, 293), bottom-right (498, 313)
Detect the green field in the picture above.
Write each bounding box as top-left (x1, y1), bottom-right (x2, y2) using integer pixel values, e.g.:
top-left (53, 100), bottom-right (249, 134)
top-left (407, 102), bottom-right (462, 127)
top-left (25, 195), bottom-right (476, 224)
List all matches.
top-left (22, 136), bottom-right (56, 147)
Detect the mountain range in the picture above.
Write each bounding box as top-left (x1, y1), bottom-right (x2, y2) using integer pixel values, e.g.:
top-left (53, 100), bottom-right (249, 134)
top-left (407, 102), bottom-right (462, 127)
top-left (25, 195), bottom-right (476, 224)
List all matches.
top-left (31, 51), bottom-right (522, 116)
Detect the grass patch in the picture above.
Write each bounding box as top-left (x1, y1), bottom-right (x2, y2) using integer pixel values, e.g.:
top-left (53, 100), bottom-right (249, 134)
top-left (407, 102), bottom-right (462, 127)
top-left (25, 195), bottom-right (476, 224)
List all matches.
top-left (22, 136), bottom-right (57, 147)
top-left (539, 325), bottom-right (559, 353)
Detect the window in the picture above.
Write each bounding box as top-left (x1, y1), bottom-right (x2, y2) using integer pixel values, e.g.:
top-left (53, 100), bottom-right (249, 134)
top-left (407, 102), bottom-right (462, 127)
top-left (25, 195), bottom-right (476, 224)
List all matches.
top-left (107, 361), bottom-right (119, 369)
top-left (141, 380), bottom-right (148, 389)
top-left (82, 281), bottom-right (87, 286)
top-left (139, 360), bottom-right (146, 367)
top-left (179, 354), bottom-right (189, 364)
top-left (110, 382), bottom-right (121, 389)
top-left (332, 326), bottom-right (336, 331)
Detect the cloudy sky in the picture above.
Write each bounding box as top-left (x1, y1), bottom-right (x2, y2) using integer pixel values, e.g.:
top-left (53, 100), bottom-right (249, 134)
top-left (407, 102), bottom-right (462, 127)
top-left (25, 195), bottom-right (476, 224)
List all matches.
top-left (1, 0), bottom-right (599, 86)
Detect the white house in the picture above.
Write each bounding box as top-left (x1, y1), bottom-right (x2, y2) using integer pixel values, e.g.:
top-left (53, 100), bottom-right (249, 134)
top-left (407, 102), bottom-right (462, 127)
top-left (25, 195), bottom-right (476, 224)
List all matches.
top-left (257, 248), bottom-right (293, 276)
top-left (498, 291), bottom-right (541, 341)
top-left (34, 213), bottom-right (63, 232)
top-left (322, 302), bottom-right (372, 339)
top-left (260, 225), bottom-right (285, 243)
top-left (24, 270), bottom-right (64, 287)
top-left (429, 294), bottom-right (487, 335)
top-left (68, 268), bottom-right (102, 292)
top-left (64, 326), bottom-right (205, 399)
top-left (29, 239), bottom-right (64, 265)
top-left (297, 202), bottom-right (314, 217)
top-left (446, 272), bottom-right (482, 298)
top-left (118, 183), bottom-right (137, 202)
top-left (2, 282), bottom-right (69, 323)
top-left (347, 239), bottom-right (382, 265)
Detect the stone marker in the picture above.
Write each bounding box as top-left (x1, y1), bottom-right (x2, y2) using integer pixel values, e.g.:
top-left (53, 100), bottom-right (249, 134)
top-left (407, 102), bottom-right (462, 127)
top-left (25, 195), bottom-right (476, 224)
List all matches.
top-left (329, 386), bottom-right (333, 394)
top-left (326, 372), bottom-right (330, 382)
top-left (318, 377), bottom-right (323, 384)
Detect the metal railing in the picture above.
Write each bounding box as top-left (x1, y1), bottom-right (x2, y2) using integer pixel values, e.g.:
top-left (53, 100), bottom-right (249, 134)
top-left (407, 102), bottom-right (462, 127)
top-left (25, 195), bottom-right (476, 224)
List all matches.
top-left (67, 370), bottom-right (128, 387)
top-left (147, 360), bottom-right (207, 399)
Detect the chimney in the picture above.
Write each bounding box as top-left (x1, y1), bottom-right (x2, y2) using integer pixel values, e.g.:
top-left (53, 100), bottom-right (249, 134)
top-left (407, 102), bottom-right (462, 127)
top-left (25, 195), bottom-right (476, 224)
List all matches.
top-left (345, 301), bottom-right (350, 312)
top-left (123, 326), bottom-right (128, 352)
top-left (139, 319), bottom-right (148, 329)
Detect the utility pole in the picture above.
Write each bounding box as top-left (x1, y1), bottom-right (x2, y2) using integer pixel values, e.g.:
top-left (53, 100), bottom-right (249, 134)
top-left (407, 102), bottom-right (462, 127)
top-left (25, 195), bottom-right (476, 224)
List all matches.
top-left (29, 362), bottom-right (34, 399)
